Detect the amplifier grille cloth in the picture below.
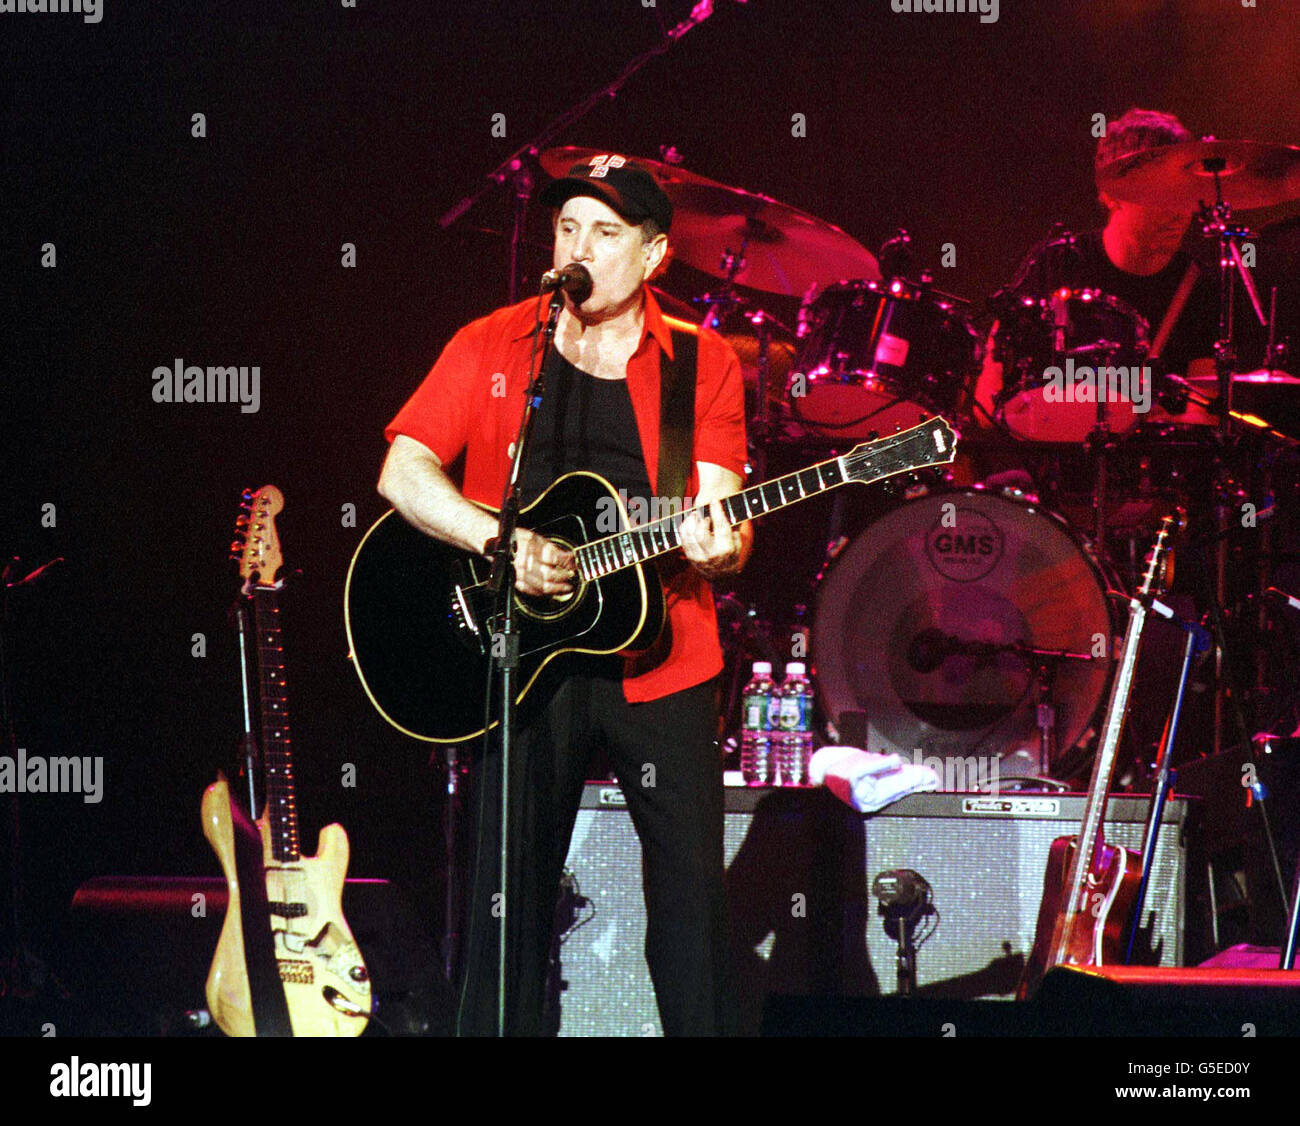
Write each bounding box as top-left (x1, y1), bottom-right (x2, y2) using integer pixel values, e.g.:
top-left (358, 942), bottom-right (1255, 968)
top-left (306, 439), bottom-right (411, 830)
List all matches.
top-left (557, 790), bottom-right (1186, 1037)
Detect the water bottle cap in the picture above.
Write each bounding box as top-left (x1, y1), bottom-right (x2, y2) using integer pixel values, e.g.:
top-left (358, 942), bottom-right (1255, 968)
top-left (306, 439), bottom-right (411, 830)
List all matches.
top-left (752, 661), bottom-right (772, 674)
top-left (786, 662), bottom-right (806, 675)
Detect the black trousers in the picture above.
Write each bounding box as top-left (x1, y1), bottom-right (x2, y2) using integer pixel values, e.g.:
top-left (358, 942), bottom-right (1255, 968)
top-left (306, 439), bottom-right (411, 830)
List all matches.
top-left (455, 663), bottom-right (733, 1036)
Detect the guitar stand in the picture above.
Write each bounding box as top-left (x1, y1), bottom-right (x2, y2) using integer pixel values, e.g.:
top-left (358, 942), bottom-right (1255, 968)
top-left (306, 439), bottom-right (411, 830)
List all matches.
top-left (1124, 604), bottom-right (1210, 964)
top-left (230, 597), bottom-right (262, 821)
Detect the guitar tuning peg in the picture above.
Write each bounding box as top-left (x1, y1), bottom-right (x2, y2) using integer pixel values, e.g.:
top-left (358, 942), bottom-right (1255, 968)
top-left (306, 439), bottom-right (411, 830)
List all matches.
top-left (235, 515), bottom-right (250, 527)
top-left (230, 539), bottom-right (245, 555)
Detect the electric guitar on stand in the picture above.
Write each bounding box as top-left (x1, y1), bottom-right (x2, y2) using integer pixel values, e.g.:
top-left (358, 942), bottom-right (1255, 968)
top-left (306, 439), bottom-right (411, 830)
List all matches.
top-left (1019, 514), bottom-right (1179, 999)
top-left (345, 417), bottom-right (958, 744)
top-left (202, 485), bottom-right (372, 1036)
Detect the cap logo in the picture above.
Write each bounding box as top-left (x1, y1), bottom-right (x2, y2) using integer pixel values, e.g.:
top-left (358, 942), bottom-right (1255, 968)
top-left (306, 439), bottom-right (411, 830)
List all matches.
top-left (587, 154), bottom-right (626, 179)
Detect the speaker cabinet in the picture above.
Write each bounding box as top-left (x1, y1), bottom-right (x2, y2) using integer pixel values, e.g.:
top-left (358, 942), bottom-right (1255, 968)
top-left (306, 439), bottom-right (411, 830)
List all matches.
top-left (556, 785), bottom-right (1192, 1036)
top-left (66, 876), bottom-right (447, 1035)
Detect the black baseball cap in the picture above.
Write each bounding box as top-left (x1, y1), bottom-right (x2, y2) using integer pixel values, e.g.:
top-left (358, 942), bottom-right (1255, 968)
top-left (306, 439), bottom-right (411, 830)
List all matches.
top-left (539, 155), bottom-right (673, 233)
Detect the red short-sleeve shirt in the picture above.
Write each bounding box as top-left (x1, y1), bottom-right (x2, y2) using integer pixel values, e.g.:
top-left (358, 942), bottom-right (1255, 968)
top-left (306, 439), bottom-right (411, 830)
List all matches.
top-left (385, 289), bottom-right (748, 703)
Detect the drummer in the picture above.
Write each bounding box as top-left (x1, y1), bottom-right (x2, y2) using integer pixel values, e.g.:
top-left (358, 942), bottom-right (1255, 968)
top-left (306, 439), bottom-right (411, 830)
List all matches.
top-left (973, 107), bottom-right (1220, 429)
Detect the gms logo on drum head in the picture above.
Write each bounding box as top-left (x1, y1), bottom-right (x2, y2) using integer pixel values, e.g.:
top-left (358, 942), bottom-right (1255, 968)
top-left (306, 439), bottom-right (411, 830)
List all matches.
top-left (925, 506), bottom-right (1004, 582)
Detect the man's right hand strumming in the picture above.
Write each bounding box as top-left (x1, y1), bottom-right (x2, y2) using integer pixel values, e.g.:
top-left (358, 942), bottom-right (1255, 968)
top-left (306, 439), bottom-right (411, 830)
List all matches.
top-left (379, 433), bottom-right (574, 597)
top-left (508, 527), bottom-right (575, 597)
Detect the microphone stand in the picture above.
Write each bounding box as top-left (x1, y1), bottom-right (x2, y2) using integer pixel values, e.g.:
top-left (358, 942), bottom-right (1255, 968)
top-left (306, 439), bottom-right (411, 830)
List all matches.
top-left (436, 0), bottom-right (730, 301)
top-left (483, 289), bottom-right (565, 1036)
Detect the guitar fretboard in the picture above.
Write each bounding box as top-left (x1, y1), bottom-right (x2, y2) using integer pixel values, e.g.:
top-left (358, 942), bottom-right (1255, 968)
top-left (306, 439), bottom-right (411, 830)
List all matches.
top-left (252, 587), bottom-right (300, 864)
top-left (572, 421), bottom-right (951, 582)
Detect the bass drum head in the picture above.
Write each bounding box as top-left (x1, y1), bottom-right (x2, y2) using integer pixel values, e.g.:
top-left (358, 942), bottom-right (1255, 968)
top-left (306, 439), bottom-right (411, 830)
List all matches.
top-left (814, 489), bottom-right (1114, 779)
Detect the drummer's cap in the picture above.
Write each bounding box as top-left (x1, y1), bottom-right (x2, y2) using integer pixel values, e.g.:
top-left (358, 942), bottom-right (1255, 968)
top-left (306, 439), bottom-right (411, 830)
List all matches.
top-left (540, 156), bottom-right (673, 234)
top-left (1094, 108), bottom-right (1192, 185)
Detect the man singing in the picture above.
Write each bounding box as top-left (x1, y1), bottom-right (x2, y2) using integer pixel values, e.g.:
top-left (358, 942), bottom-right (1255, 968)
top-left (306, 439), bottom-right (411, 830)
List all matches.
top-left (378, 156), bottom-right (751, 1036)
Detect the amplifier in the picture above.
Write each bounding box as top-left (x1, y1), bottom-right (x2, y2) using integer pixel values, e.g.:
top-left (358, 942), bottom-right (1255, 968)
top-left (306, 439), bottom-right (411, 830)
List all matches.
top-left (67, 876), bottom-right (448, 1036)
top-left (556, 785), bottom-right (1193, 1036)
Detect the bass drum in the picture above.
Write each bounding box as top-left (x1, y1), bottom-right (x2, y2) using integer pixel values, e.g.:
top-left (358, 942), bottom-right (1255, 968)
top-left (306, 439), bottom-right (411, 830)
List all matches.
top-left (813, 488), bottom-right (1116, 779)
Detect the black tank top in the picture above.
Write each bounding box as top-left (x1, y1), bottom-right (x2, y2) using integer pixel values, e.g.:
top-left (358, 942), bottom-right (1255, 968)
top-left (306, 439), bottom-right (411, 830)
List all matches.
top-left (1007, 229), bottom-right (1220, 375)
top-left (518, 349), bottom-right (653, 523)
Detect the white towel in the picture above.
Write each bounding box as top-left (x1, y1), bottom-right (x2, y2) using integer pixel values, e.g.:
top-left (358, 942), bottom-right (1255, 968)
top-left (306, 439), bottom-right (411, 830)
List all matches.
top-left (809, 746), bottom-right (940, 814)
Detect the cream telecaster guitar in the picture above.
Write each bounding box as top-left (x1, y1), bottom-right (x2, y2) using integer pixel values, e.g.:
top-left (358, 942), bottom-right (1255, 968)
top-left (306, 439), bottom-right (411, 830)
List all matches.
top-left (202, 485), bottom-right (371, 1036)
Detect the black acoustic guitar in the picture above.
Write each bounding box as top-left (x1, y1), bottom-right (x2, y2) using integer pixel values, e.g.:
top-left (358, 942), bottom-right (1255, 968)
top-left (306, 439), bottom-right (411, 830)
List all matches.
top-left (345, 417), bottom-right (958, 744)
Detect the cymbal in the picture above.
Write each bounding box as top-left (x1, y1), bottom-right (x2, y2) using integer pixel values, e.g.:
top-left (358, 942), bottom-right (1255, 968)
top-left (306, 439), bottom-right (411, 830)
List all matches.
top-left (539, 147), bottom-right (878, 296)
top-left (1186, 368), bottom-right (1300, 437)
top-left (538, 146), bottom-right (730, 192)
top-left (1187, 368), bottom-right (1300, 388)
top-left (667, 183), bottom-right (879, 296)
top-left (1097, 139), bottom-right (1300, 212)
top-left (647, 285), bottom-right (702, 323)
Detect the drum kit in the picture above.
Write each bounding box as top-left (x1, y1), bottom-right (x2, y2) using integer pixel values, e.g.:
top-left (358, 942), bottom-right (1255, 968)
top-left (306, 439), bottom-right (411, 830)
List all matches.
top-left (539, 141), bottom-right (1300, 785)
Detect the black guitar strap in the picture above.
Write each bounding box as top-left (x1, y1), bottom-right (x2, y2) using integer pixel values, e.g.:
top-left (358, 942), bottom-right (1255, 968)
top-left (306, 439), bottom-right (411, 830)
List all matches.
top-left (227, 789), bottom-right (293, 1037)
top-left (657, 326), bottom-right (697, 503)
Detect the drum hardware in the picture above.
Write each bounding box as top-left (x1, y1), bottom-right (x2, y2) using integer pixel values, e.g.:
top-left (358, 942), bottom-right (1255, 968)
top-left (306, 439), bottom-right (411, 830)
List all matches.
top-left (990, 287), bottom-right (1151, 444)
top-left (791, 274), bottom-right (981, 441)
top-left (877, 227), bottom-right (915, 281)
top-left (813, 488), bottom-right (1118, 778)
top-left (906, 628), bottom-right (1096, 776)
top-left (688, 284), bottom-right (797, 470)
top-left (1194, 162), bottom-right (1279, 754)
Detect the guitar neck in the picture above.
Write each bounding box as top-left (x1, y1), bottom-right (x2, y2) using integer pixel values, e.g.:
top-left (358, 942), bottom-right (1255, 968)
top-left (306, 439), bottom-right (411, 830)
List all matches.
top-left (251, 585), bottom-right (301, 864)
top-left (1050, 518), bottom-right (1173, 961)
top-left (572, 424), bottom-right (948, 582)
top-left (1051, 599), bottom-right (1147, 954)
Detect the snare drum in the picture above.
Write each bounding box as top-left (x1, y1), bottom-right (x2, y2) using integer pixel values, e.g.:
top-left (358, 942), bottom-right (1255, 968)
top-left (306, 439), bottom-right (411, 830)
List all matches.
top-left (994, 288), bottom-right (1150, 443)
top-left (813, 487), bottom-right (1116, 778)
top-left (791, 279), bottom-right (980, 439)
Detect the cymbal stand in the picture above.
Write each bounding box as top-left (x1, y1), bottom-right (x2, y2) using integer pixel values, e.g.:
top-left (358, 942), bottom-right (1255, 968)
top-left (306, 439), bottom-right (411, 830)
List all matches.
top-left (1085, 368), bottom-right (1116, 554)
top-left (1033, 658), bottom-right (1059, 779)
top-left (1197, 164), bottom-right (1269, 753)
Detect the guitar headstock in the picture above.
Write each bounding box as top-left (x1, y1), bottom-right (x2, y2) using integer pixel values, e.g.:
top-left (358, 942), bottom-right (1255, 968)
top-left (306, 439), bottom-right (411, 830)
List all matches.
top-left (842, 417), bottom-right (959, 484)
top-left (1138, 510), bottom-right (1184, 598)
top-left (231, 485), bottom-right (284, 592)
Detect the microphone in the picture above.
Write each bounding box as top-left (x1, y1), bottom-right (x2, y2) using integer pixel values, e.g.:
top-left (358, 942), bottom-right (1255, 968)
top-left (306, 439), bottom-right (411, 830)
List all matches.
top-left (872, 869), bottom-right (932, 915)
top-left (540, 263), bottom-right (593, 305)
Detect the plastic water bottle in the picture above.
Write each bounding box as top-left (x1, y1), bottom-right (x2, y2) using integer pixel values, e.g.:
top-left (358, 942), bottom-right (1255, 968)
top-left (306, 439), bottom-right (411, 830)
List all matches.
top-left (740, 661), bottom-right (777, 786)
top-left (776, 662), bottom-right (815, 786)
